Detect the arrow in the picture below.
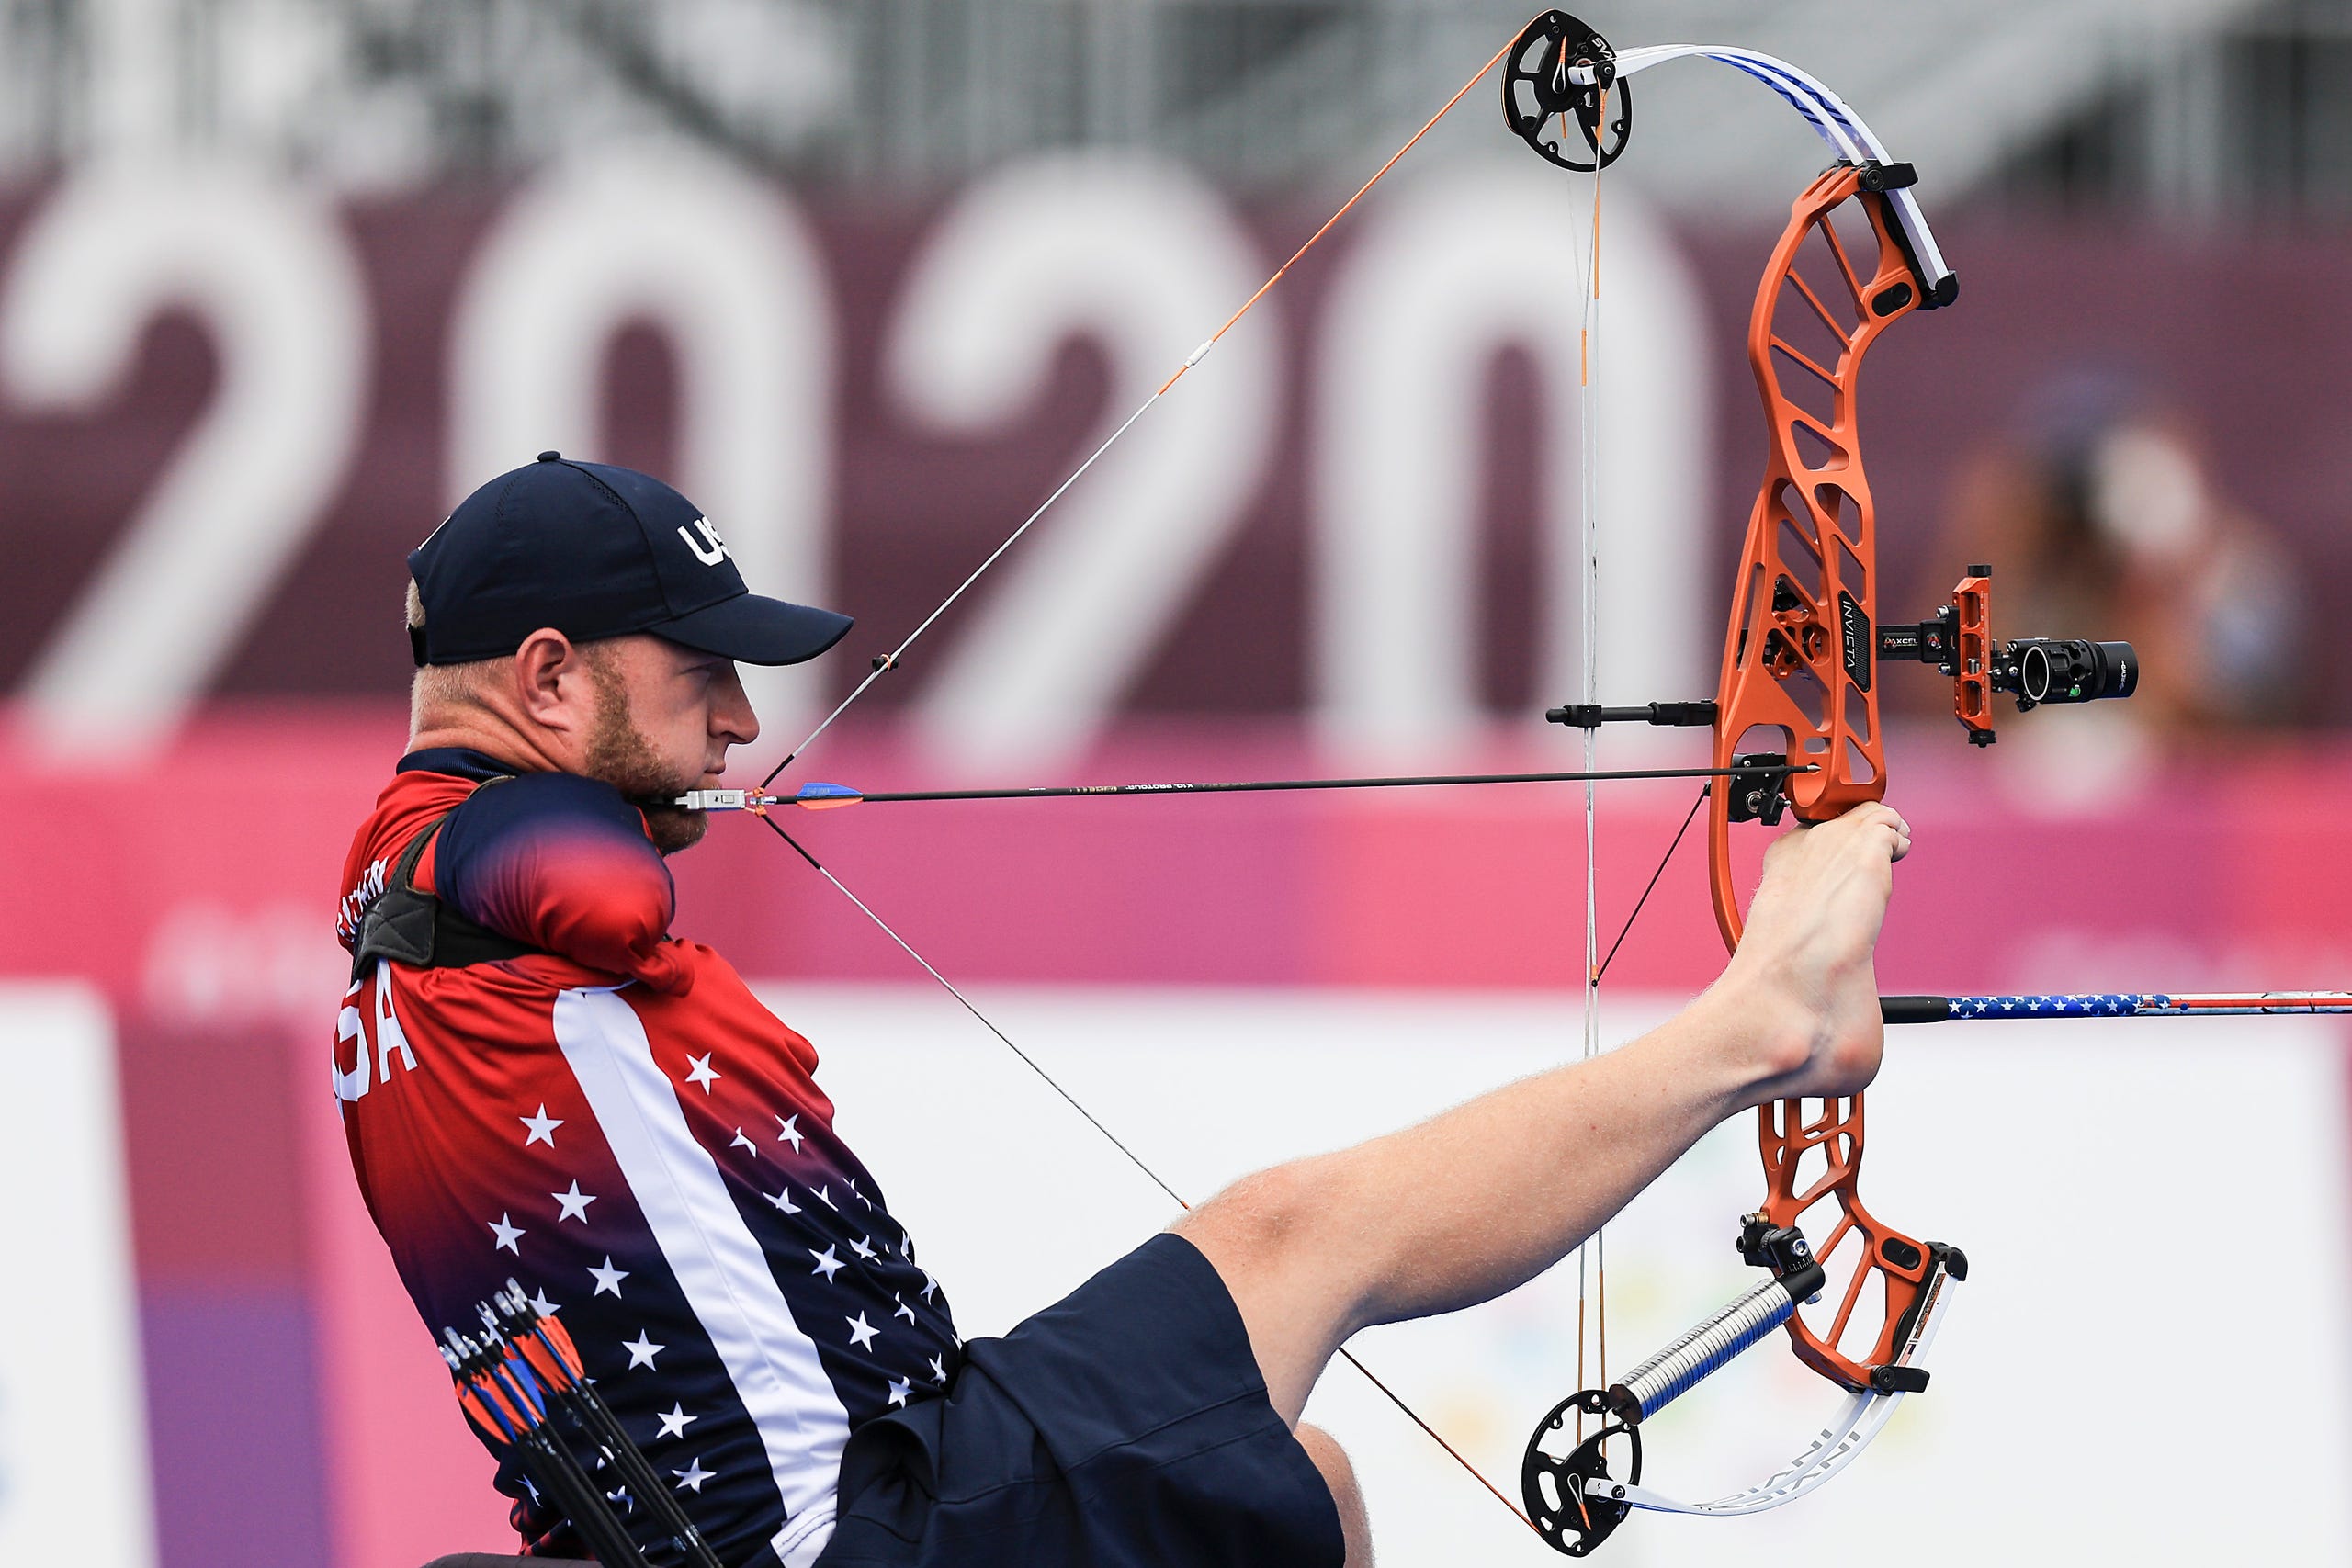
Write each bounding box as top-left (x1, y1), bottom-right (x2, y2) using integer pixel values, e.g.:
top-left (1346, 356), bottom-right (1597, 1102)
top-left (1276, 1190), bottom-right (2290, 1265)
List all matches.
top-left (1883, 992), bottom-right (2352, 1023)
top-left (676, 761), bottom-right (1815, 815)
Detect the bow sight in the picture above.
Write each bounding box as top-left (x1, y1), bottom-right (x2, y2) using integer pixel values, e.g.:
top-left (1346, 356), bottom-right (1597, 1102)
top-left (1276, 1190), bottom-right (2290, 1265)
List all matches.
top-left (1879, 565), bottom-right (2138, 743)
top-left (1551, 561), bottom-right (2140, 801)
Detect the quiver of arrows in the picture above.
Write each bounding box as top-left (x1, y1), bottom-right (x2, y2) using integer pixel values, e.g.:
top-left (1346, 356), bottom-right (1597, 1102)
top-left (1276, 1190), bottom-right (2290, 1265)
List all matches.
top-left (440, 1281), bottom-right (724, 1568)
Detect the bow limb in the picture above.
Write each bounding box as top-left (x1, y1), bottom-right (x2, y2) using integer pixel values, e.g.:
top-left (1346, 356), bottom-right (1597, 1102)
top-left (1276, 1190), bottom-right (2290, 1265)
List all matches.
top-left (1522, 1230), bottom-right (1965, 1551)
top-left (1603, 1247), bottom-right (1961, 1518)
top-left (1609, 43), bottom-right (1957, 304)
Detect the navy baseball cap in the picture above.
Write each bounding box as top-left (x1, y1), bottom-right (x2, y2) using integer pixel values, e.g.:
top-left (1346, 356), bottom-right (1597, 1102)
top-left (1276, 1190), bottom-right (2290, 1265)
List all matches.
top-left (407, 452), bottom-right (853, 667)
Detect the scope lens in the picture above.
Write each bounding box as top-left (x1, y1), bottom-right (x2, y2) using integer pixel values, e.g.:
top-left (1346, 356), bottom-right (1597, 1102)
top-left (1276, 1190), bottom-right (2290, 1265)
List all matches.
top-left (2016, 639), bottom-right (2137, 704)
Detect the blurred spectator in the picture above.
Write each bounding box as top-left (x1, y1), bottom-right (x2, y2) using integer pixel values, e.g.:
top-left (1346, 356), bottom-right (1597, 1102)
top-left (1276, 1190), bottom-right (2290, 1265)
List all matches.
top-left (1928, 370), bottom-right (2307, 745)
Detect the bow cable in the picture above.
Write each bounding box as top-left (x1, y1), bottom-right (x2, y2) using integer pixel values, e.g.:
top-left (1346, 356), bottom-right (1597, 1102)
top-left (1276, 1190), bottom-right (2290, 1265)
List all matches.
top-left (1592, 785), bottom-right (1711, 988)
top-left (753, 809), bottom-right (1545, 1536)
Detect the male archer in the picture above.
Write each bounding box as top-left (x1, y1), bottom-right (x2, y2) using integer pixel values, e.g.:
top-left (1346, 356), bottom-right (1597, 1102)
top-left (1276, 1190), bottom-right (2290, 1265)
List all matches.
top-left (334, 454), bottom-right (1911, 1568)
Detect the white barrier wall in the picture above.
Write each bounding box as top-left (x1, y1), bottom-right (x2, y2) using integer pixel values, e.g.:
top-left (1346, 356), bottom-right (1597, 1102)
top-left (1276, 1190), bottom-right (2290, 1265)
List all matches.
top-left (0, 983), bottom-right (156, 1568)
top-left (776, 981), bottom-right (2352, 1566)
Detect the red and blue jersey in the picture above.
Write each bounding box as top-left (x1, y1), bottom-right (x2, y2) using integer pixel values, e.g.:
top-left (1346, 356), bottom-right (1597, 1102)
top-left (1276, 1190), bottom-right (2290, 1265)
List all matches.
top-left (334, 748), bottom-right (958, 1566)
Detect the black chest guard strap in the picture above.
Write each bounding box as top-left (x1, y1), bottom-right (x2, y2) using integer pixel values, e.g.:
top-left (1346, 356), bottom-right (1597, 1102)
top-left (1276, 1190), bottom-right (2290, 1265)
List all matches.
top-left (349, 779), bottom-right (551, 982)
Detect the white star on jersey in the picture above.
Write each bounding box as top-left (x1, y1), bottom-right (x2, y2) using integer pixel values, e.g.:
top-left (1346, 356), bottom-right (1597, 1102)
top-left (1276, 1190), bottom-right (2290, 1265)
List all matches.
top-left (846, 1313), bottom-right (879, 1351)
top-left (809, 1246), bottom-right (843, 1282)
top-left (623, 1330), bottom-right (665, 1369)
top-left (553, 1181), bottom-right (596, 1222)
top-left (729, 1129), bottom-right (758, 1156)
top-left (888, 1377), bottom-right (910, 1408)
top-left (489, 1214), bottom-right (525, 1253)
top-left (656, 1404), bottom-right (697, 1439)
top-left (673, 1458), bottom-right (715, 1493)
top-left (588, 1258), bottom-right (629, 1297)
top-left (519, 1106), bottom-right (563, 1146)
top-left (683, 1053), bottom-right (720, 1091)
top-left (775, 1113), bottom-right (804, 1152)
top-left (764, 1187), bottom-right (800, 1215)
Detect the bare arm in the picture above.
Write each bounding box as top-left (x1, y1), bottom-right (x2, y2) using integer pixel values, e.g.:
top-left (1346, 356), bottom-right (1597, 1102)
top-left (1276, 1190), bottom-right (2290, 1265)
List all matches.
top-left (1178, 801), bottom-right (1911, 1423)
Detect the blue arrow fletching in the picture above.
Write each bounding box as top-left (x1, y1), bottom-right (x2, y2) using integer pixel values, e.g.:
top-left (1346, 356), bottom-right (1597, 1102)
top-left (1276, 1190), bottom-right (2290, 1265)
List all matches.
top-left (791, 782), bottom-right (865, 810)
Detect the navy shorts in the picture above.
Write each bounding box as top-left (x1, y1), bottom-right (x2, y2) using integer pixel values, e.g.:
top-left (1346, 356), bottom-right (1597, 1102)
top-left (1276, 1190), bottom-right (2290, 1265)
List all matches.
top-left (812, 1232), bottom-right (1344, 1568)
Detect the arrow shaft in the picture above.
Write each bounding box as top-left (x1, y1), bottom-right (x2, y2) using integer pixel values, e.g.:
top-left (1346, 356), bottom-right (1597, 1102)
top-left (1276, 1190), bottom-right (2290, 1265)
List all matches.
top-left (856, 764), bottom-right (1773, 804)
top-left (1883, 992), bottom-right (2352, 1023)
top-left (682, 763), bottom-right (1816, 814)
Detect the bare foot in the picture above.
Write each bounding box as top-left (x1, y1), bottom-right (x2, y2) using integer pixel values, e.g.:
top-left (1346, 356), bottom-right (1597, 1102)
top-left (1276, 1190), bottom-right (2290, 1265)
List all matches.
top-left (1717, 801), bottom-right (1912, 1106)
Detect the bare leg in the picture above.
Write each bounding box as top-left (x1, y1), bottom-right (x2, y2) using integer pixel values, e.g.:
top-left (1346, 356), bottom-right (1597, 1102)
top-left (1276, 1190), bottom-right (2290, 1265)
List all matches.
top-left (1294, 1424), bottom-right (1373, 1567)
top-left (1176, 801), bottom-right (1911, 1421)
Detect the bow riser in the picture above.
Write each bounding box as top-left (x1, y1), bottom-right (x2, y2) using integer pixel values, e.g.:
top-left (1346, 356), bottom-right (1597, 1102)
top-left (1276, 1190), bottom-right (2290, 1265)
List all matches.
top-left (1708, 163), bottom-right (1941, 1394)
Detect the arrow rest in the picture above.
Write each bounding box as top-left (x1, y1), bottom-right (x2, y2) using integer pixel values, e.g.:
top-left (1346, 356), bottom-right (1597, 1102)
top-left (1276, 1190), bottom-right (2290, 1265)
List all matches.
top-left (1521, 1392), bottom-right (1641, 1556)
top-left (1502, 11), bottom-right (1632, 171)
top-left (1723, 753), bottom-right (1793, 826)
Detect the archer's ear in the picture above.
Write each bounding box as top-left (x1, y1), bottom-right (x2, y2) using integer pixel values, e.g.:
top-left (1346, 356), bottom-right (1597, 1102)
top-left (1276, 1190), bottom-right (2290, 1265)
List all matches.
top-left (513, 628), bottom-right (590, 732)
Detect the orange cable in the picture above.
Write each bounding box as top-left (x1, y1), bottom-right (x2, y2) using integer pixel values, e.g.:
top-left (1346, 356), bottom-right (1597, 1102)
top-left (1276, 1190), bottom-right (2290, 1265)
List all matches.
top-left (1157, 36), bottom-right (1520, 396)
top-left (1575, 1267), bottom-right (1589, 1444)
top-left (1580, 84), bottom-right (1607, 388)
top-left (1597, 1239), bottom-right (1609, 1391)
top-left (1339, 1347), bottom-right (1544, 1538)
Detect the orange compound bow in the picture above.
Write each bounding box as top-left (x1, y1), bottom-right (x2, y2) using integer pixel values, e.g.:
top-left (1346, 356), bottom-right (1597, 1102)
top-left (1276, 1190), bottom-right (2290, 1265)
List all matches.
top-left (1523, 137), bottom-right (1976, 1560)
top-left (1514, 14), bottom-right (2141, 1556)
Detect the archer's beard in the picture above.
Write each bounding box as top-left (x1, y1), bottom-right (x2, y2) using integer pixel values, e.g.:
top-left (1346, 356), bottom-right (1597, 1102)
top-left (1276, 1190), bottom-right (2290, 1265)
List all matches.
top-left (633, 798), bottom-right (707, 857)
top-left (582, 680), bottom-right (707, 856)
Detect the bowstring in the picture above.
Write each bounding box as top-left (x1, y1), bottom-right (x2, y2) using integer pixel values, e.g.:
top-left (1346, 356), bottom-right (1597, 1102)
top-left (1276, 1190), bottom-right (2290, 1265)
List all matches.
top-left (759, 34), bottom-right (1521, 792)
top-left (740, 31), bottom-right (1552, 1540)
top-left (1572, 84), bottom-right (1610, 1447)
top-left (1588, 93), bottom-right (1612, 1416)
top-left (757, 810), bottom-right (1544, 1537)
